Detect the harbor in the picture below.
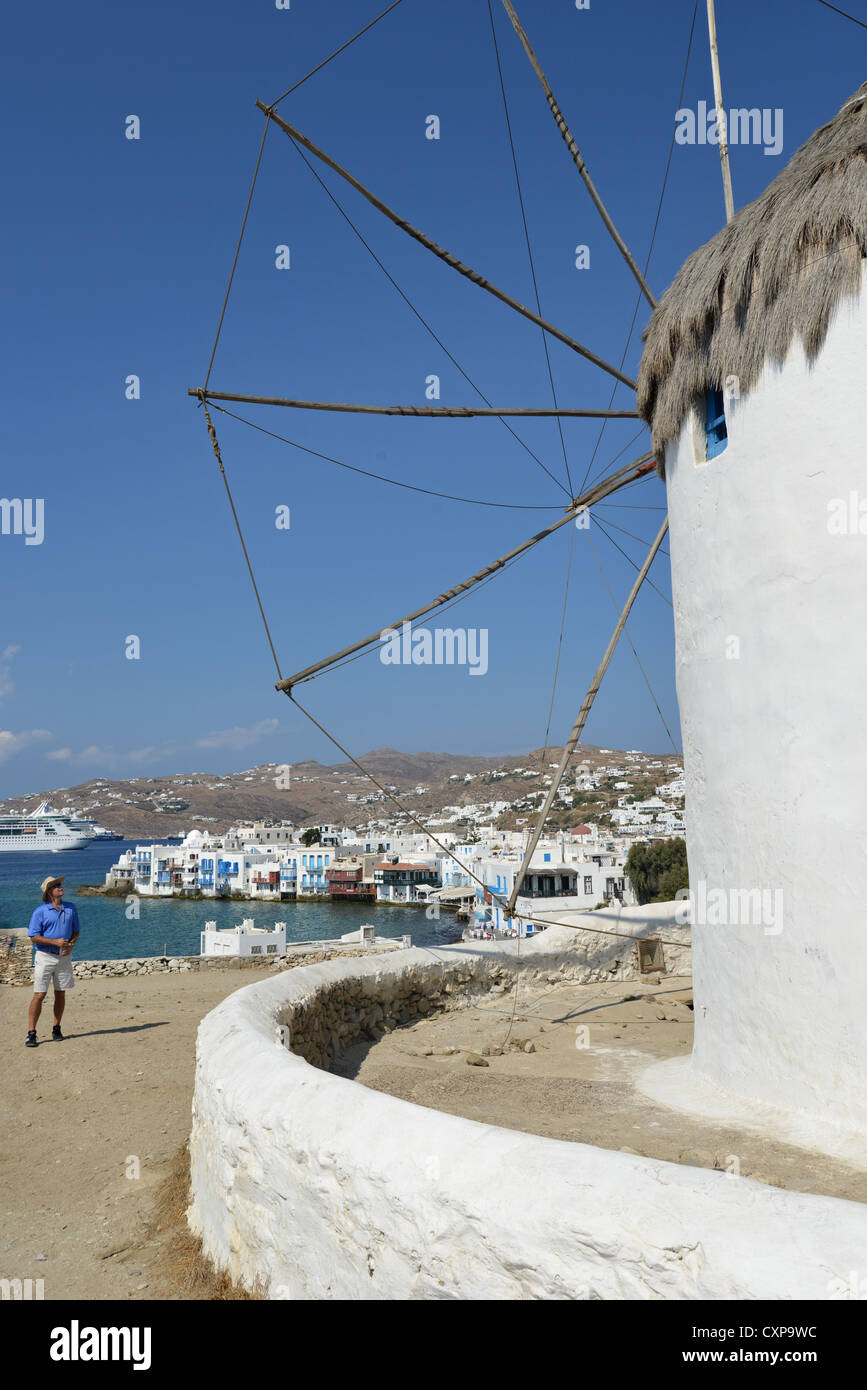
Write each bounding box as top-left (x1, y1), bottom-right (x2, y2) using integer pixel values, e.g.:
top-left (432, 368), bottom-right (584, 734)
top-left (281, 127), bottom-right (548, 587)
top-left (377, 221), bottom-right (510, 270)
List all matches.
top-left (0, 840), bottom-right (448, 964)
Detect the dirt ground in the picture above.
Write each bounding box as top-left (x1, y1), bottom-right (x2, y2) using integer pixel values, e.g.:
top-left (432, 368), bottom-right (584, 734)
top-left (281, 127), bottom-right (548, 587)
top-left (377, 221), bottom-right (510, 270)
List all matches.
top-left (335, 976), bottom-right (867, 1204)
top-left (4, 968), bottom-right (865, 1303)
top-left (2, 970), bottom-right (262, 1301)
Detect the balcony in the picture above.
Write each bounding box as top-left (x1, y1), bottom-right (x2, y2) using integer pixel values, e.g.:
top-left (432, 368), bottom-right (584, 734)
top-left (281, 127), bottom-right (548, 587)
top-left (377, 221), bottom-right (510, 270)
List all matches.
top-left (519, 882), bottom-right (579, 899)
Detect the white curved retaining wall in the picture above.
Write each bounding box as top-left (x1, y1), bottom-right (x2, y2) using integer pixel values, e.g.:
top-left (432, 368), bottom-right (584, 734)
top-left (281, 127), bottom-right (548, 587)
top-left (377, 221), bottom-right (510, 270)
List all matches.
top-left (508, 902), bottom-right (692, 978)
top-left (189, 945), bottom-right (867, 1299)
top-left (664, 272), bottom-right (867, 1139)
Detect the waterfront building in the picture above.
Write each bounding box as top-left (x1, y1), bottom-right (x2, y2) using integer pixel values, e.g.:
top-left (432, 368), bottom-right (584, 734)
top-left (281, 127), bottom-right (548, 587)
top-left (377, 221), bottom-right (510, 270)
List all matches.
top-left (326, 854), bottom-right (377, 901)
top-left (200, 918), bottom-right (287, 957)
top-left (373, 858), bottom-right (439, 904)
top-left (225, 819), bottom-right (296, 846)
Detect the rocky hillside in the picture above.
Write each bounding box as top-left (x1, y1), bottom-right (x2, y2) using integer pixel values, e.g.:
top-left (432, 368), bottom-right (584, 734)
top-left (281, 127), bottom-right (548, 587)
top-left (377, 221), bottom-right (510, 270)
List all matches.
top-left (1, 744), bottom-right (682, 839)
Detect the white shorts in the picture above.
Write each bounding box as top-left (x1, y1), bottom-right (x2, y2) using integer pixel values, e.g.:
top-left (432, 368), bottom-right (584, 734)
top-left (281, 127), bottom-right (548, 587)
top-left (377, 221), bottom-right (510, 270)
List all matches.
top-left (33, 949), bottom-right (75, 992)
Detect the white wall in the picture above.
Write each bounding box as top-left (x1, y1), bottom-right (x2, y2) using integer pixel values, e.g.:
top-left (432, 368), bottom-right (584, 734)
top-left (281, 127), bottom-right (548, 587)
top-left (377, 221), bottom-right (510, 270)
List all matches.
top-left (188, 944), bottom-right (867, 1299)
top-left (663, 269), bottom-right (867, 1138)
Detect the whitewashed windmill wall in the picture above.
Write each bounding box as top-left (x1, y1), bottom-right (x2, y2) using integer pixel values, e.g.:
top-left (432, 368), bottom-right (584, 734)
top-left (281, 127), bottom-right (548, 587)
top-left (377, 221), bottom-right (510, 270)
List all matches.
top-left (662, 262), bottom-right (867, 1141)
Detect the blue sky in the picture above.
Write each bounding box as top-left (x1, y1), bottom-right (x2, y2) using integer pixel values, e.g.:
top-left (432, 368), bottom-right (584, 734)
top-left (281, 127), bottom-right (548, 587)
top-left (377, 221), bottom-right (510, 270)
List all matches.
top-left (1, 0), bottom-right (862, 796)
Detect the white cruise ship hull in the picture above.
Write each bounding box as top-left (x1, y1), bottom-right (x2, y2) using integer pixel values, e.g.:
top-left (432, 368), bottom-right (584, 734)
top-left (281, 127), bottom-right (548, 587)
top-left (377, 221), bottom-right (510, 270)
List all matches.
top-left (0, 831), bottom-right (91, 852)
top-left (0, 802), bottom-right (92, 852)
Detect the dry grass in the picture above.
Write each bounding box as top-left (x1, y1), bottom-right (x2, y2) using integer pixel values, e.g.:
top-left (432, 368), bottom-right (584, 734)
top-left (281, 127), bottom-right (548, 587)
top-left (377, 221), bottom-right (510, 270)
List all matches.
top-left (146, 1143), bottom-right (264, 1301)
top-left (638, 82), bottom-right (867, 463)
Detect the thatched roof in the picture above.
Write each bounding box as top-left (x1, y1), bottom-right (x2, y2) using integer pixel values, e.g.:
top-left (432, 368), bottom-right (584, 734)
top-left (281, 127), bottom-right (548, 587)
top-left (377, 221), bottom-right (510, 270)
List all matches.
top-left (637, 83), bottom-right (867, 467)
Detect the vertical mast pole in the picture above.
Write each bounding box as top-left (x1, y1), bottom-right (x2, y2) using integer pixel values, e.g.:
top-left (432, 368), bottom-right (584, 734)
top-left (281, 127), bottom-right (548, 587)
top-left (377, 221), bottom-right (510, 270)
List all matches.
top-left (706, 0), bottom-right (735, 223)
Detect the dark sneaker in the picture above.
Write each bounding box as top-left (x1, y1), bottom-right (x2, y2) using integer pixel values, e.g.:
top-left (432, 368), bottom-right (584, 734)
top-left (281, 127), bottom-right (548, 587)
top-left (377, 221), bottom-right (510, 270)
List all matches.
top-left (51, 1025), bottom-right (64, 1041)
top-left (25, 1030), bottom-right (38, 1047)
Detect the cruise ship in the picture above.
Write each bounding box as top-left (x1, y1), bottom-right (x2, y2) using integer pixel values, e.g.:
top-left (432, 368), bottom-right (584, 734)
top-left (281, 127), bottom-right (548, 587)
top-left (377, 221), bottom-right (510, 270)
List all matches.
top-left (0, 801), bottom-right (91, 852)
top-left (57, 807), bottom-right (123, 841)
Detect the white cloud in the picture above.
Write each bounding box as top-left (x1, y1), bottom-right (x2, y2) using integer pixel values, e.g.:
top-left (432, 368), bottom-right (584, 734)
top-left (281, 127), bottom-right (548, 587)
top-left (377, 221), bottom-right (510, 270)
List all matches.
top-left (76, 745), bottom-right (121, 763)
top-left (33, 719), bottom-right (280, 772)
top-left (194, 719), bottom-right (280, 751)
top-left (0, 729), bottom-right (52, 765)
top-left (123, 746), bottom-right (165, 765)
top-left (0, 645), bottom-right (21, 702)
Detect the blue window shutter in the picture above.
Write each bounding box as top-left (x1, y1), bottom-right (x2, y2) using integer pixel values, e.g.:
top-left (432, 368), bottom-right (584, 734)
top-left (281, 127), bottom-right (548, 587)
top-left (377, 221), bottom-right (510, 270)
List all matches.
top-left (705, 388), bottom-right (728, 459)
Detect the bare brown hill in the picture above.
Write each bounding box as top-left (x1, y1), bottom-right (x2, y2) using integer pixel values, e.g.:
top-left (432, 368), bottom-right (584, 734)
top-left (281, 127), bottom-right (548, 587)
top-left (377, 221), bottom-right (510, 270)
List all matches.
top-left (1, 744), bottom-right (681, 839)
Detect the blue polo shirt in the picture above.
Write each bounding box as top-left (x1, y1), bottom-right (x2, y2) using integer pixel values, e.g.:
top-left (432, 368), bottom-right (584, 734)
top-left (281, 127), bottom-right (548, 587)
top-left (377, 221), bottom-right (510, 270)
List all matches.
top-left (28, 902), bottom-right (81, 955)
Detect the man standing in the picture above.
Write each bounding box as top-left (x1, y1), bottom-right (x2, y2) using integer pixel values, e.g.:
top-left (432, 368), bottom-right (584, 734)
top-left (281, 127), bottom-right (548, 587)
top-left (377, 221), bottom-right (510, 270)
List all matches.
top-left (26, 875), bottom-right (80, 1047)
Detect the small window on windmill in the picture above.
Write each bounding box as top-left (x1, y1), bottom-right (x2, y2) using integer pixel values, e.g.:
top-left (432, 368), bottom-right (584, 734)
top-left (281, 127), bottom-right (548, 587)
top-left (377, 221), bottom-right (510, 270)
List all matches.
top-left (705, 387), bottom-right (728, 459)
top-left (637, 936), bottom-right (665, 975)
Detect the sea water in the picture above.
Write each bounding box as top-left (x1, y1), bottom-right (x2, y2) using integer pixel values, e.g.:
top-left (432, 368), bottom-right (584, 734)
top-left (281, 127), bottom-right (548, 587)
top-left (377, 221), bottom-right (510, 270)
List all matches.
top-left (0, 842), bottom-right (462, 961)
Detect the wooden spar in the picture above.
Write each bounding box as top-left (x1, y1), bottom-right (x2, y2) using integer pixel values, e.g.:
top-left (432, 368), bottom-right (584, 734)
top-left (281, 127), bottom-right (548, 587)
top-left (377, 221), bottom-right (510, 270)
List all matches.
top-left (188, 389), bottom-right (640, 419)
top-left (499, 0), bottom-right (657, 311)
top-left (706, 0), bottom-right (735, 223)
top-left (256, 100), bottom-right (638, 392)
top-left (275, 454), bottom-right (656, 693)
top-left (504, 514), bottom-right (670, 919)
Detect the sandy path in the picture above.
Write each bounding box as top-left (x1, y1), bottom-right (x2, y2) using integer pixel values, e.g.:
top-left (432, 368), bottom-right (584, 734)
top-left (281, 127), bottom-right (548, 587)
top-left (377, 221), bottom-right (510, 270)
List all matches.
top-left (2, 970), bottom-right (261, 1301)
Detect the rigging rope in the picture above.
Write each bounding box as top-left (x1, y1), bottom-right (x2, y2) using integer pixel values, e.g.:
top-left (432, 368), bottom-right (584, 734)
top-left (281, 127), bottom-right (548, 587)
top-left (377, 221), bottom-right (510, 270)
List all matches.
top-left (275, 454), bottom-right (656, 693)
top-left (200, 405), bottom-right (686, 950)
top-left (499, 0), bottom-right (657, 311)
top-left (594, 512), bottom-right (671, 560)
top-left (541, 423), bottom-right (663, 766)
top-left (541, 522), bottom-right (576, 758)
top-left (582, 423), bottom-right (650, 497)
top-left (269, 0), bottom-right (409, 106)
top-left (487, 0), bottom-right (573, 496)
top-left (586, 529), bottom-right (679, 752)
top-left (302, 549), bottom-right (534, 684)
top-left (581, 0), bottom-right (699, 493)
top-left (284, 134), bottom-right (572, 499)
top-left (203, 119), bottom-right (270, 392)
top-left (256, 101), bottom-right (638, 392)
top-left (204, 402), bottom-right (563, 510)
top-left (815, 0), bottom-right (867, 30)
top-left (590, 512), bottom-right (673, 607)
top-left (190, 12), bottom-right (691, 960)
top-left (201, 402), bottom-right (283, 680)
top-left (288, 689), bottom-right (690, 951)
top-left (505, 517), bottom-right (670, 916)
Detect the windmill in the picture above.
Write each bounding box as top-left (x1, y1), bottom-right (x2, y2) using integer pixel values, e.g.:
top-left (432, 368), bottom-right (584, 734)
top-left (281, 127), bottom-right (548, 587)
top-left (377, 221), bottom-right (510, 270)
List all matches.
top-left (187, 0), bottom-right (692, 936)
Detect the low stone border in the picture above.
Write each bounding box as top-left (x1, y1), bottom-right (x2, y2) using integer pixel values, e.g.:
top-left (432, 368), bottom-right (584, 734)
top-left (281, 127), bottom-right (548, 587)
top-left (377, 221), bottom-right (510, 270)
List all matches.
top-left (0, 940), bottom-right (401, 985)
top-left (188, 943), bottom-right (867, 1300)
top-left (463, 902), bottom-right (692, 981)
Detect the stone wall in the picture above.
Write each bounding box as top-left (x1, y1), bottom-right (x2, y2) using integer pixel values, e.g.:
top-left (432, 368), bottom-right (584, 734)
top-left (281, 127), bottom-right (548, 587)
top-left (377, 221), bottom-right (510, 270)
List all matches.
top-left (0, 938), bottom-right (399, 986)
top-left (279, 955), bottom-right (507, 1070)
top-left (188, 943), bottom-right (867, 1300)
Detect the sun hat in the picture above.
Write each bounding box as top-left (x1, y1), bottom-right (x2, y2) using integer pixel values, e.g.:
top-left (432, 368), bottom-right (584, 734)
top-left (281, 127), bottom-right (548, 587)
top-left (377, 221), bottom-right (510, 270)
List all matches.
top-left (40, 875), bottom-right (64, 901)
